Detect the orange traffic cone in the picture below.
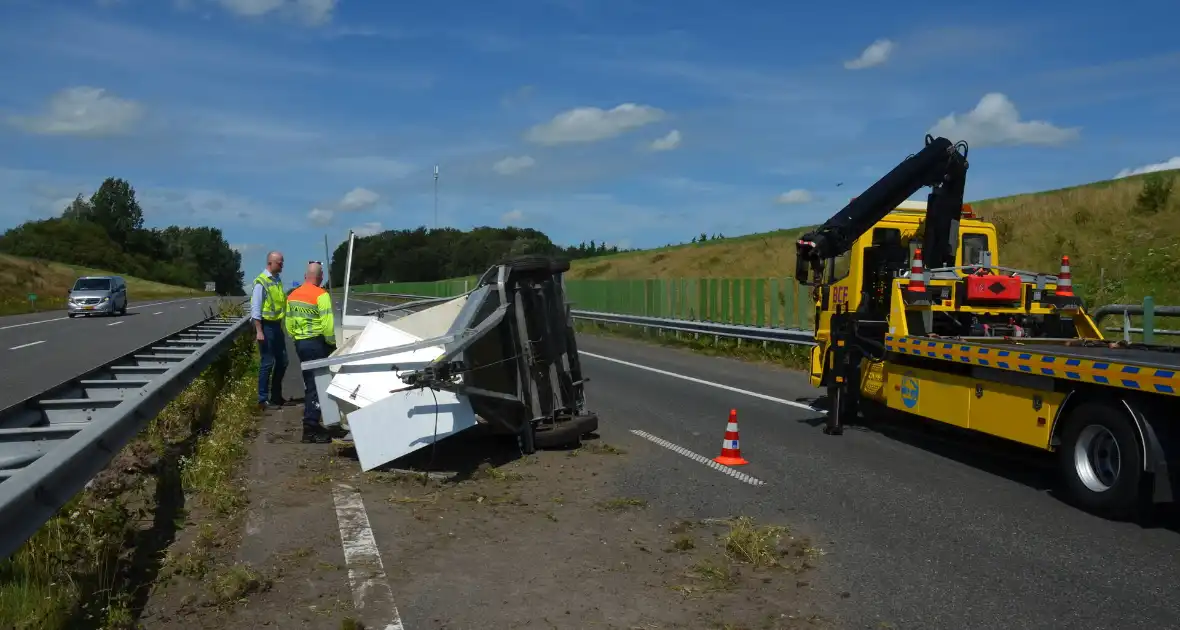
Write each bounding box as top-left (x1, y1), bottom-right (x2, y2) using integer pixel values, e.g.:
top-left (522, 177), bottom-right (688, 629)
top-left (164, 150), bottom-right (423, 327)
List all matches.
top-left (713, 409), bottom-right (749, 466)
top-left (1057, 255), bottom-right (1074, 297)
top-left (907, 248), bottom-right (927, 294)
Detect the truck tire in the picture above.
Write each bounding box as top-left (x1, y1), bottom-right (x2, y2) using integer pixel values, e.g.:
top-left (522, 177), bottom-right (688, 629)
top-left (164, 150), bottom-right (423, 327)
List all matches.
top-left (1056, 400), bottom-right (1146, 519)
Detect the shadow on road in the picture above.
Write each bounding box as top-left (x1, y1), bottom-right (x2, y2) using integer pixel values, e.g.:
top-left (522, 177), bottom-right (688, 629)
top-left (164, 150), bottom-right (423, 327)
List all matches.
top-left (793, 394), bottom-right (1180, 534)
top-left (333, 426), bottom-right (594, 484)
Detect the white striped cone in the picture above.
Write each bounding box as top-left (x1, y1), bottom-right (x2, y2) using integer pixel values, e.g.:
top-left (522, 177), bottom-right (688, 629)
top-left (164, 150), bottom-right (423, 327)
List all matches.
top-left (713, 409), bottom-right (749, 466)
top-left (908, 248), bottom-right (927, 293)
top-left (1057, 255), bottom-right (1074, 297)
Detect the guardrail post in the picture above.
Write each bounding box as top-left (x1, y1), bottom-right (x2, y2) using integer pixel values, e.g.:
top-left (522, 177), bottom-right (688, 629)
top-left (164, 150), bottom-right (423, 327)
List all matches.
top-left (1143, 296), bottom-right (1155, 344)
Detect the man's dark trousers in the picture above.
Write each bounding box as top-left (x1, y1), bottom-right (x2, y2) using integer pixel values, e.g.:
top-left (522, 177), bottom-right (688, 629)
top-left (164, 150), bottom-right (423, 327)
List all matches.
top-left (257, 319), bottom-right (288, 405)
top-left (294, 335), bottom-right (331, 430)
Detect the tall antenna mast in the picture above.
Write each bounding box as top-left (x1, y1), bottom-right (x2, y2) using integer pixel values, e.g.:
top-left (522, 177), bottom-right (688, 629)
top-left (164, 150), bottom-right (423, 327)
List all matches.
top-left (433, 164), bottom-right (439, 230)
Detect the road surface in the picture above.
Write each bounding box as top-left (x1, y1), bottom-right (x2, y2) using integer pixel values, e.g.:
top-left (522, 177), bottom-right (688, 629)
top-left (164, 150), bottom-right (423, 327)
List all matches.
top-left (321, 292), bottom-right (1180, 628)
top-left (13, 291), bottom-right (1180, 628)
top-left (0, 297), bottom-right (227, 410)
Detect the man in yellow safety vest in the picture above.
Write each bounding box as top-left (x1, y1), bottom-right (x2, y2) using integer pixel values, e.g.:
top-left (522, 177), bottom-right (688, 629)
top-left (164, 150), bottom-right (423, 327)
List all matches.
top-left (250, 251), bottom-right (291, 411)
top-left (284, 261), bottom-right (337, 443)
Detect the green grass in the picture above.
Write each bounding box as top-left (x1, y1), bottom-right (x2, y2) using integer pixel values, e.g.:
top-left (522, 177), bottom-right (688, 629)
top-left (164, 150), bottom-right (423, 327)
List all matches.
top-left (0, 253), bottom-right (214, 316)
top-left (564, 170), bottom-right (1180, 307)
top-left (0, 301), bottom-right (260, 629)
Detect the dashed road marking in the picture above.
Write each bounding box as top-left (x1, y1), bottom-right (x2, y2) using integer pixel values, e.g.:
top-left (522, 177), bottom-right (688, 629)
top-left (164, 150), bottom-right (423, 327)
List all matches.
top-left (630, 429), bottom-right (766, 486)
top-left (108, 321), bottom-right (124, 326)
top-left (0, 298), bottom-right (208, 331)
top-left (9, 340), bottom-right (45, 351)
top-left (332, 483), bottom-right (406, 630)
top-left (153, 311), bottom-right (163, 315)
top-left (579, 351), bottom-right (824, 414)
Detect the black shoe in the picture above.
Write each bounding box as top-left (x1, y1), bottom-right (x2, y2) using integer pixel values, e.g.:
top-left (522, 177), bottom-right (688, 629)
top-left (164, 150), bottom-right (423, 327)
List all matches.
top-left (258, 401), bottom-right (282, 411)
top-left (301, 427), bottom-right (332, 444)
top-left (325, 424), bottom-right (349, 439)
top-left (270, 397), bottom-right (297, 407)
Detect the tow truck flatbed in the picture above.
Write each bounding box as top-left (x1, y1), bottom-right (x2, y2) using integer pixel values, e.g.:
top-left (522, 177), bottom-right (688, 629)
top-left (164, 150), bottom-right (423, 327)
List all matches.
top-left (795, 134), bottom-right (1180, 516)
top-left (885, 334), bottom-right (1180, 396)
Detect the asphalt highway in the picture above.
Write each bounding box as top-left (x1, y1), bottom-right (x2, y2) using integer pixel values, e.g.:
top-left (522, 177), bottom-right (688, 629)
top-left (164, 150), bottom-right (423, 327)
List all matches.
top-left (335, 292), bottom-right (1180, 629)
top-left (0, 297), bottom-right (227, 410)
top-left (11, 291), bottom-right (1178, 628)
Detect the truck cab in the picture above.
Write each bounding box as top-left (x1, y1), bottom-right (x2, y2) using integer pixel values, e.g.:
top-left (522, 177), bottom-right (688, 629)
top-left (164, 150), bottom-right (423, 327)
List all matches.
top-left (808, 200), bottom-right (997, 387)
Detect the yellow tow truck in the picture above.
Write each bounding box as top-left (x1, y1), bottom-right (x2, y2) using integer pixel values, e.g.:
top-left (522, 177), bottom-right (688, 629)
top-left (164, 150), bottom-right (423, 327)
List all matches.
top-left (795, 135), bottom-right (1180, 519)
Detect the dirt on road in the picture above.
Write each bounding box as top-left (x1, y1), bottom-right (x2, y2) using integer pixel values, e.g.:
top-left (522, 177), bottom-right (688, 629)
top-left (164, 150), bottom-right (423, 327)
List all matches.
top-left (141, 402), bottom-right (840, 630)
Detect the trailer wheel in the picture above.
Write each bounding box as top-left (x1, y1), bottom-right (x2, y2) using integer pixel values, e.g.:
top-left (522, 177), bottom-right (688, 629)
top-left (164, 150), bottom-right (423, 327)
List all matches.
top-left (1056, 401), bottom-right (1145, 518)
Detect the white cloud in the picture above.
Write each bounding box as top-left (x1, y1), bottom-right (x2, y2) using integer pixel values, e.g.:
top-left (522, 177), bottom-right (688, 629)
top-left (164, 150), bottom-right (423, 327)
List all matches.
top-left (7, 87), bottom-right (143, 137)
top-left (352, 221), bottom-right (383, 237)
top-left (1116, 157), bottom-right (1180, 179)
top-left (308, 207), bottom-right (333, 225)
top-left (776, 189), bottom-right (814, 205)
top-left (844, 39), bottom-right (895, 70)
top-left (928, 93), bottom-right (1080, 148)
top-left (337, 187), bottom-right (380, 211)
top-left (501, 209), bottom-right (524, 223)
top-left (648, 129), bottom-right (681, 152)
top-left (525, 103), bottom-right (665, 145)
top-left (209, 0), bottom-right (336, 25)
top-left (303, 187), bottom-right (380, 227)
top-left (493, 155), bottom-right (536, 175)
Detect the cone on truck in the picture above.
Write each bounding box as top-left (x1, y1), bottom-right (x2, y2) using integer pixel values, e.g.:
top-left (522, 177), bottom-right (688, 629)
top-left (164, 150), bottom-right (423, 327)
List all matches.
top-left (713, 409), bottom-right (749, 466)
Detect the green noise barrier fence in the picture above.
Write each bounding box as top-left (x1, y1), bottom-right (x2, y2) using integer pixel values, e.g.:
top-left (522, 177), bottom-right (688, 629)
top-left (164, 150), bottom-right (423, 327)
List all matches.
top-left (351, 277), bottom-right (819, 330)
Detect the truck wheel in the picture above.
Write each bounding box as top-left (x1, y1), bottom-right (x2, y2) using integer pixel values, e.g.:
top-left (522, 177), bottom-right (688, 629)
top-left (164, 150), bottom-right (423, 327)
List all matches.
top-left (1056, 401), bottom-right (1145, 519)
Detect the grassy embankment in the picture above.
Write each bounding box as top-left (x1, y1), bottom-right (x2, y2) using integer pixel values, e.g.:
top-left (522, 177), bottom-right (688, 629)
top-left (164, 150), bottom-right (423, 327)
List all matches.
top-left (0, 301), bottom-right (264, 629)
top-left (566, 169), bottom-right (1180, 360)
top-left (0, 253), bottom-right (214, 316)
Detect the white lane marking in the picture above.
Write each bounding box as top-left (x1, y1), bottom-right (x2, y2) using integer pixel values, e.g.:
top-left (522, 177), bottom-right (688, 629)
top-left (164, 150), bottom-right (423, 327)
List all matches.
top-left (579, 351), bottom-right (825, 414)
top-left (9, 340), bottom-right (45, 350)
top-left (108, 321), bottom-right (124, 327)
top-left (0, 297), bottom-right (208, 331)
top-left (332, 483), bottom-right (405, 630)
top-left (152, 312), bottom-right (163, 315)
top-left (630, 429), bottom-right (766, 486)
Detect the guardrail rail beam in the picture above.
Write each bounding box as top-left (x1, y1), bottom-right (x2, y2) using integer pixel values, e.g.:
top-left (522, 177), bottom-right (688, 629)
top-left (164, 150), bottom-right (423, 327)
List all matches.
top-left (0, 313), bottom-right (249, 560)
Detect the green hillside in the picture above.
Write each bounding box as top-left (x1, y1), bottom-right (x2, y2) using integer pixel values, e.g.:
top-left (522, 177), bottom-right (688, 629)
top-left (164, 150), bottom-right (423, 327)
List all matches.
top-left (0, 254), bottom-right (212, 316)
top-left (564, 170), bottom-right (1180, 307)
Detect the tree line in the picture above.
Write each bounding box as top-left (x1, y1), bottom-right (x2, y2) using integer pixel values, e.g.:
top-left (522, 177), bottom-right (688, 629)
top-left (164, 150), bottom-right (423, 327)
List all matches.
top-left (331, 226), bottom-right (627, 286)
top-left (0, 177), bottom-right (246, 295)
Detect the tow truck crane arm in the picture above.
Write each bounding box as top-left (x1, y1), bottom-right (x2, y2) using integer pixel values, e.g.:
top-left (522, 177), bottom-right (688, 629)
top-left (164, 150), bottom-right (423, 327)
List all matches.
top-left (794, 135), bottom-right (969, 286)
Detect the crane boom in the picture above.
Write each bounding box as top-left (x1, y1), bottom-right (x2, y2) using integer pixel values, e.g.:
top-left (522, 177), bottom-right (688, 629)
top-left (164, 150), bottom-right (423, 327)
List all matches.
top-left (795, 135), bottom-right (969, 285)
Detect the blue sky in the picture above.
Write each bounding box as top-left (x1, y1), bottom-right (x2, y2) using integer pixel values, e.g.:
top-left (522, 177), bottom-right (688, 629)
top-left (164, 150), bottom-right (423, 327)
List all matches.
top-left (0, 0), bottom-right (1177, 282)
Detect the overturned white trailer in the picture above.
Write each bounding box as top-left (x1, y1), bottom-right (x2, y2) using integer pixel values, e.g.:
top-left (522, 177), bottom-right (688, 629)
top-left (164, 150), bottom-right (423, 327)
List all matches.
top-left (301, 255), bottom-right (598, 471)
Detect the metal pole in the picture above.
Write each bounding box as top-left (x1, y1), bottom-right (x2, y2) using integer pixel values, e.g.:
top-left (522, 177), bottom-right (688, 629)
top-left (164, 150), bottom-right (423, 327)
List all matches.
top-left (342, 230), bottom-right (356, 319)
top-left (323, 234), bottom-right (332, 291)
top-left (433, 164), bottom-right (439, 230)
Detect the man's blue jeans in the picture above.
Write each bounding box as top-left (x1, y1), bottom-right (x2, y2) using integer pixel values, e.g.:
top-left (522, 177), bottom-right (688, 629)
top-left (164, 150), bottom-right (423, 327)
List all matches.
top-left (294, 336), bottom-right (331, 429)
top-left (257, 319), bottom-right (288, 405)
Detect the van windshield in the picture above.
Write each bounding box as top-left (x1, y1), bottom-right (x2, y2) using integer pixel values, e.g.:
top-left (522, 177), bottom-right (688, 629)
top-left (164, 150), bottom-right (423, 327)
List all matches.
top-left (72, 278), bottom-right (112, 291)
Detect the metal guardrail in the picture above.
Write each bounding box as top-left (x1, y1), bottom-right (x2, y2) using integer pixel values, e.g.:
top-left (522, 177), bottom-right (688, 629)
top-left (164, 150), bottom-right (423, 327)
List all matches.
top-left (351, 291), bottom-right (1180, 347)
top-left (1091, 298), bottom-right (1180, 342)
top-left (571, 310), bottom-right (816, 345)
top-left (347, 291), bottom-right (817, 345)
top-left (0, 311), bottom-right (250, 560)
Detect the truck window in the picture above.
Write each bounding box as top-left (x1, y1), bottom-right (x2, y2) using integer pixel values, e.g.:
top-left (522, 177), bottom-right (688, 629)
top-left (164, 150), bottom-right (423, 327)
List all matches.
top-left (961, 233), bottom-right (989, 273)
top-left (827, 249), bottom-right (851, 283)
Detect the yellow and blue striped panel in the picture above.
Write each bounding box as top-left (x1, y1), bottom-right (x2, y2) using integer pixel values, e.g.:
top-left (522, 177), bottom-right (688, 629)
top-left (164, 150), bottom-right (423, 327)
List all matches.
top-left (883, 335), bottom-right (1180, 396)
